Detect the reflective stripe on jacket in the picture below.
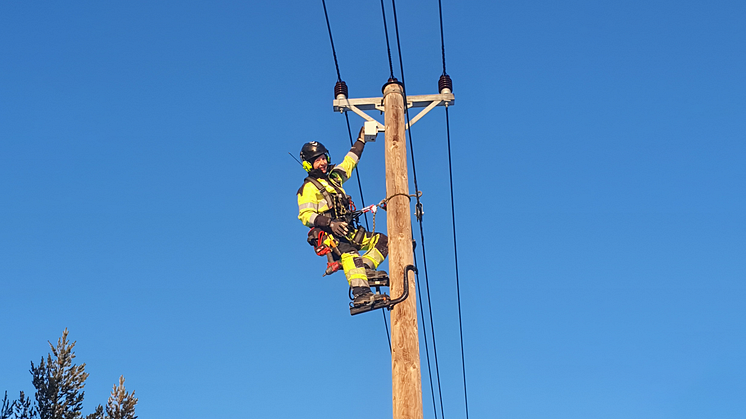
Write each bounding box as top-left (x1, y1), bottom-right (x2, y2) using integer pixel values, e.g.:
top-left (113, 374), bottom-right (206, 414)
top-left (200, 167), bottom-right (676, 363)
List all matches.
top-left (297, 151), bottom-right (359, 227)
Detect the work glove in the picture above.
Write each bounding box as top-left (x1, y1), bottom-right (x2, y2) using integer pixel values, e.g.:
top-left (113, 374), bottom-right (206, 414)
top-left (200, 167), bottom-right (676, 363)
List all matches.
top-left (356, 126), bottom-right (366, 143)
top-left (330, 219), bottom-right (349, 236)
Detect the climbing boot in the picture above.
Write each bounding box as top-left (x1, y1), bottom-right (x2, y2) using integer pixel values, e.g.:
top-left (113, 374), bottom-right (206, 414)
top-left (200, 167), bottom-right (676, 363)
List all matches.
top-left (364, 268), bottom-right (389, 288)
top-left (351, 286), bottom-right (375, 305)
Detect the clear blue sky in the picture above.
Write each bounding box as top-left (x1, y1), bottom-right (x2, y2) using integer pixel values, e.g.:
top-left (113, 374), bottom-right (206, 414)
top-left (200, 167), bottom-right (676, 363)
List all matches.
top-left (2, 1), bottom-right (744, 418)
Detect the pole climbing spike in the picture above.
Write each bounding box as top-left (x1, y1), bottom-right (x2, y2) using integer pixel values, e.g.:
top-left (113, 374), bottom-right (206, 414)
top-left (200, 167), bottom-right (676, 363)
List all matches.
top-left (349, 265), bottom-right (414, 316)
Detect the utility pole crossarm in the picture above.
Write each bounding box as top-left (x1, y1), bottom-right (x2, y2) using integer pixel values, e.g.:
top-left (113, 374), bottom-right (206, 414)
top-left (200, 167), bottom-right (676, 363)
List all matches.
top-left (334, 92), bottom-right (454, 131)
top-left (333, 92), bottom-right (454, 112)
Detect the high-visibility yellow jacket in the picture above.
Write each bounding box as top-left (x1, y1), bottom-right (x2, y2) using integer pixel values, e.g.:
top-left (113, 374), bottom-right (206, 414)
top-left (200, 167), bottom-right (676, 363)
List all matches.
top-left (297, 142), bottom-right (363, 228)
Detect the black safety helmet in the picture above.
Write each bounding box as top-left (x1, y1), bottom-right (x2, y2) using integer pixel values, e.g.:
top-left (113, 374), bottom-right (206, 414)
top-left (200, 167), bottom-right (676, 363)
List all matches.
top-left (300, 141), bottom-right (330, 172)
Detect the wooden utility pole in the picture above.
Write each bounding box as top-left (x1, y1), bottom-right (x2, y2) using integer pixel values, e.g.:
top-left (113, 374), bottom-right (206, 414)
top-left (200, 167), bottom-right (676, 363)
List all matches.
top-left (384, 80), bottom-right (422, 419)
top-left (332, 76), bottom-right (454, 419)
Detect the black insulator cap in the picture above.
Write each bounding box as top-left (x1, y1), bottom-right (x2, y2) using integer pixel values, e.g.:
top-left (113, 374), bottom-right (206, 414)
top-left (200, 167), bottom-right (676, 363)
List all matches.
top-left (438, 74), bottom-right (453, 93)
top-left (334, 80), bottom-right (348, 98)
top-left (381, 77), bottom-right (402, 93)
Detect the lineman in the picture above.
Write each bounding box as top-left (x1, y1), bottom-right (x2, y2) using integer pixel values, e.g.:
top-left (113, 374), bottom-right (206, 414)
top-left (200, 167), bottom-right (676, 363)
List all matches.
top-left (297, 127), bottom-right (388, 306)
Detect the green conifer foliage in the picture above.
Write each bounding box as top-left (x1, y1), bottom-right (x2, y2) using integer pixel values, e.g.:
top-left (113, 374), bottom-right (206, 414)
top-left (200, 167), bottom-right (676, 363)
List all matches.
top-left (104, 377), bottom-right (137, 419)
top-left (1, 392), bottom-right (11, 419)
top-left (2, 391), bottom-right (37, 419)
top-left (13, 392), bottom-right (35, 419)
top-left (6, 330), bottom-right (133, 419)
top-left (30, 329), bottom-right (90, 419)
top-left (84, 406), bottom-right (103, 419)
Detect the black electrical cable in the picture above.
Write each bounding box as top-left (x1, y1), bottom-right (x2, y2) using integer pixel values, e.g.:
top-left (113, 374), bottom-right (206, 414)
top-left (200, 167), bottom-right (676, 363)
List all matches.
top-left (389, 1), bottom-right (446, 418)
top-left (414, 221), bottom-right (446, 419)
top-left (445, 106), bottom-right (469, 419)
top-left (322, 5), bottom-right (467, 418)
top-left (344, 114), bottom-right (371, 231)
top-left (438, 0), bottom-right (447, 76)
top-left (413, 250), bottom-right (440, 419)
top-left (379, 0), bottom-right (396, 80)
top-left (321, 0), bottom-right (342, 82)
top-left (321, 0), bottom-right (391, 352)
top-left (437, 1), bottom-right (470, 416)
top-left (345, 112), bottom-right (392, 353)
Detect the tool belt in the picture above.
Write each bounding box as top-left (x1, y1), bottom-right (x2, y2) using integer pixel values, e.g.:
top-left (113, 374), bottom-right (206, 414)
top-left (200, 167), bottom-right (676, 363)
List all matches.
top-left (304, 176), bottom-right (365, 254)
top-left (307, 223), bottom-right (366, 255)
top-left (307, 227), bottom-right (336, 256)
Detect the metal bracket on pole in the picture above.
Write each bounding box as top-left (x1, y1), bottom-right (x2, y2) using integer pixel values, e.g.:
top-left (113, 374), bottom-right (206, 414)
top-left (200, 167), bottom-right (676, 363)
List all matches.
top-left (333, 92), bottom-right (455, 131)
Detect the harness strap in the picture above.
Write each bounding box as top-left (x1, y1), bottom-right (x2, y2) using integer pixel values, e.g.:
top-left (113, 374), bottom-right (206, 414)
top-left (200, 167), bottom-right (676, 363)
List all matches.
top-left (304, 176), bottom-right (350, 218)
top-left (304, 177), bottom-right (334, 210)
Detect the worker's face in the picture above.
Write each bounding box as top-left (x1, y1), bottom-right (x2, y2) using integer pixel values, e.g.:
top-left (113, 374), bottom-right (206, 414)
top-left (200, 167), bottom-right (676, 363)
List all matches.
top-left (313, 155), bottom-right (328, 173)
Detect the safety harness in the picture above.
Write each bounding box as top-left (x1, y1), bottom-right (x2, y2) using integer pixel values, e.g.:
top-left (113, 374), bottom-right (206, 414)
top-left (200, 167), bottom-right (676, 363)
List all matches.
top-left (304, 175), bottom-right (367, 251)
top-left (303, 175), bottom-right (351, 220)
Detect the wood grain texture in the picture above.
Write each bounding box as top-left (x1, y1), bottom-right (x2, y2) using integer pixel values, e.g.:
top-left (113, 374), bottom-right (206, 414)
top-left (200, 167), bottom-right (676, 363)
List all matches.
top-left (384, 82), bottom-right (423, 419)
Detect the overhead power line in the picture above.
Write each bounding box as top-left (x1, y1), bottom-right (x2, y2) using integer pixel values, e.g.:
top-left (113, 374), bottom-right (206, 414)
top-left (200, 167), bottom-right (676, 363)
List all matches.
top-left (379, 0), bottom-right (396, 80)
top-left (320, 0), bottom-right (391, 351)
top-left (386, 1), bottom-right (446, 418)
top-left (438, 0), bottom-right (447, 75)
top-left (321, 0), bottom-right (342, 82)
top-left (319, 2), bottom-right (469, 419)
top-left (436, 0), bottom-right (470, 416)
